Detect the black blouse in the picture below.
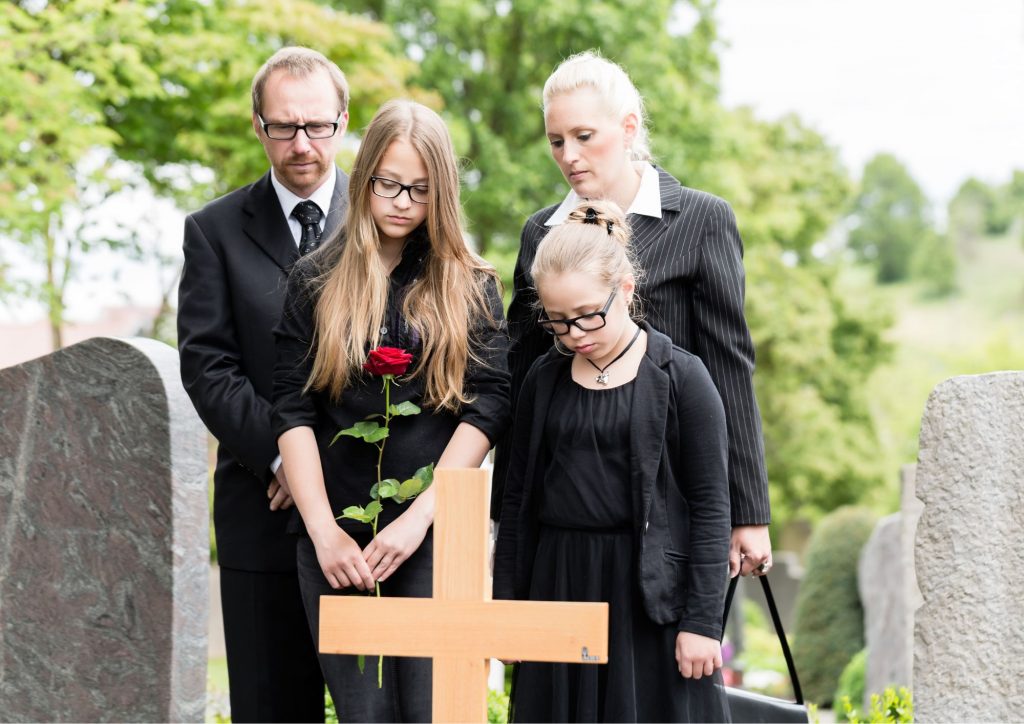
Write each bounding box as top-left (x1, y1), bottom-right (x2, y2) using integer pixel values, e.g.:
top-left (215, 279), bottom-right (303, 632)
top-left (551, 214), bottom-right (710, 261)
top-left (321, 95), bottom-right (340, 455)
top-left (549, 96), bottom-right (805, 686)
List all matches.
top-left (271, 232), bottom-right (512, 534)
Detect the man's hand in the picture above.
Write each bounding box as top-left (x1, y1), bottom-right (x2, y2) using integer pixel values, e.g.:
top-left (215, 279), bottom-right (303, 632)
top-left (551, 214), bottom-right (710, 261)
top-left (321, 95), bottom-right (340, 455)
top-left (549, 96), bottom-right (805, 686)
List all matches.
top-left (730, 525), bottom-right (772, 578)
top-left (267, 465), bottom-right (294, 511)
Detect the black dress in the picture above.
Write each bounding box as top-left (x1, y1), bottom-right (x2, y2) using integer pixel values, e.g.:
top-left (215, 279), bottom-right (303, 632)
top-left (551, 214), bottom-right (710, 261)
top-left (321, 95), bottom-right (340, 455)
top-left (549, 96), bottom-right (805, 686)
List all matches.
top-left (511, 375), bottom-right (730, 723)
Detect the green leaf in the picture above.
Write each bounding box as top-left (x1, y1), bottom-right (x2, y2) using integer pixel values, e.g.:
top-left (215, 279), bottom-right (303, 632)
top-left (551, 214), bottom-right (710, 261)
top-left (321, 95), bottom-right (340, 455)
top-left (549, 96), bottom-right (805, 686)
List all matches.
top-left (365, 426), bottom-right (390, 443)
top-left (413, 463), bottom-right (435, 487)
top-left (369, 483), bottom-right (380, 500)
top-left (364, 500), bottom-right (383, 519)
top-left (338, 421), bottom-right (384, 442)
top-left (339, 505), bottom-right (372, 523)
top-left (356, 654), bottom-right (365, 674)
top-left (377, 479), bottom-right (400, 499)
top-left (388, 401), bottom-right (422, 416)
top-left (398, 478), bottom-right (423, 499)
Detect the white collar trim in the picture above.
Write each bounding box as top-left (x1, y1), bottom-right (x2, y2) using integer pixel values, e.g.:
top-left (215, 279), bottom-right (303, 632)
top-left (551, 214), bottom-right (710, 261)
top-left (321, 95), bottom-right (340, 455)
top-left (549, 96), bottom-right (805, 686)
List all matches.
top-left (544, 163), bottom-right (662, 226)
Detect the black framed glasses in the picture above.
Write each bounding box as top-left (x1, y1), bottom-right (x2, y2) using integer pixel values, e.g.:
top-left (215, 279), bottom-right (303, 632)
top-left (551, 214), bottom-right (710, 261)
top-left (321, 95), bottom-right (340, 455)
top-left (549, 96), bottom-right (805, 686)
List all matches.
top-left (537, 289), bottom-right (617, 336)
top-left (258, 114), bottom-right (343, 140)
top-left (370, 176), bottom-right (430, 204)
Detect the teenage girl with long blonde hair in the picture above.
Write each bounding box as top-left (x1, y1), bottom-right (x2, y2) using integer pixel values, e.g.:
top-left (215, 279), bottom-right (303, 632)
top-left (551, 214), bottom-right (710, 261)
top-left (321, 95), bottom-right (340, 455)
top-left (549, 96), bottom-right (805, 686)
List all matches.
top-left (272, 99), bottom-right (511, 721)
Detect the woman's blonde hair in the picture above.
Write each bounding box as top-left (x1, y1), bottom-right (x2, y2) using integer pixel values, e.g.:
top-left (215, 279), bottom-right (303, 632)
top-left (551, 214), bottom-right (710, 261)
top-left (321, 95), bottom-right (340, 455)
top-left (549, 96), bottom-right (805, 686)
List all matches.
top-left (307, 99), bottom-right (498, 411)
top-left (531, 200), bottom-right (643, 316)
top-left (543, 50), bottom-right (652, 162)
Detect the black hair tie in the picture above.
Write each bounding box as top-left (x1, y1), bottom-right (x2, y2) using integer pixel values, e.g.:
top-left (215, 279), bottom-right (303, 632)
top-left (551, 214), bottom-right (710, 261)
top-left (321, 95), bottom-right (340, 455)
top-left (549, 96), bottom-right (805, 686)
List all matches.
top-left (582, 207), bottom-right (614, 235)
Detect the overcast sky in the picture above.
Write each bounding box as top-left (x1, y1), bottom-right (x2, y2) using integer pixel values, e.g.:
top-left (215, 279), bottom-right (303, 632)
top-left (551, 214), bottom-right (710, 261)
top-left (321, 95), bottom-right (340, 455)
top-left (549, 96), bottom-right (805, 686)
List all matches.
top-left (714, 0), bottom-right (1024, 205)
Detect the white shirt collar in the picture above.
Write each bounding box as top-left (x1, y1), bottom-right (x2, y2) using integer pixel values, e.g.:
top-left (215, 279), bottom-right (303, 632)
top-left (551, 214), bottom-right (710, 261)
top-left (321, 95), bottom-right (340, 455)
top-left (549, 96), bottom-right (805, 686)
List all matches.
top-left (544, 163), bottom-right (662, 226)
top-left (270, 168), bottom-right (337, 225)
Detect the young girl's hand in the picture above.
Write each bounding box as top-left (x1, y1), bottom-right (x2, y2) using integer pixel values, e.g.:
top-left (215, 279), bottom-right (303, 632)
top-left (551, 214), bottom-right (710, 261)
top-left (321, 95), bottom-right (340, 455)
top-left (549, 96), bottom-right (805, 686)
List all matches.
top-left (674, 632), bottom-right (723, 680)
top-left (311, 525), bottom-right (376, 591)
top-left (363, 510), bottom-right (431, 583)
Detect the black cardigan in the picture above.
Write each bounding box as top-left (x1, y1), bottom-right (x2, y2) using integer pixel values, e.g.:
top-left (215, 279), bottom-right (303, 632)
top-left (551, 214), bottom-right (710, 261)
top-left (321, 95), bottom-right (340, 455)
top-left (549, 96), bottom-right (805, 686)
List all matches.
top-left (271, 235), bottom-right (511, 534)
top-left (493, 324), bottom-right (731, 640)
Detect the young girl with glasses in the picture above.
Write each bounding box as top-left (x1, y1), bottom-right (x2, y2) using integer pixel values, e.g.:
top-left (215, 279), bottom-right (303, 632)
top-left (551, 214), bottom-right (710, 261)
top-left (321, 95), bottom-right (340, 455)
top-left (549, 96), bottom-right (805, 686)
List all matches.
top-left (494, 201), bottom-right (731, 722)
top-left (272, 99), bottom-right (511, 721)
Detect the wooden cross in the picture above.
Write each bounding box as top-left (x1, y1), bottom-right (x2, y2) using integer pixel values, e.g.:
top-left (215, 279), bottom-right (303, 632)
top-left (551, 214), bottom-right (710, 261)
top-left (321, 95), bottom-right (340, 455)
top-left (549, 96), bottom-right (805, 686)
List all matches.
top-left (320, 467), bottom-right (609, 722)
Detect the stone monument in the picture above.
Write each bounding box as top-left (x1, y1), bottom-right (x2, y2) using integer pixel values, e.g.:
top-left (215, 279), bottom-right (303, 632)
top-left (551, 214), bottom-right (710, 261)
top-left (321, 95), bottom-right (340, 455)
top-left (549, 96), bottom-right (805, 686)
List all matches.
top-left (0, 337), bottom-right (208, 722)
top-left (913, 372), bottom-right (1024, 721)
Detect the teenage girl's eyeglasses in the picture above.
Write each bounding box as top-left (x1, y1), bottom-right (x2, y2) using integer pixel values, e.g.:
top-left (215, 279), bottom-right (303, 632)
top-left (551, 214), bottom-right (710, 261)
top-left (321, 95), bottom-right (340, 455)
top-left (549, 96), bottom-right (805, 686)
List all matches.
top-left (370, 176), bottom-right (430, 204)
top-left (537, 289), bottom-right (616, 336)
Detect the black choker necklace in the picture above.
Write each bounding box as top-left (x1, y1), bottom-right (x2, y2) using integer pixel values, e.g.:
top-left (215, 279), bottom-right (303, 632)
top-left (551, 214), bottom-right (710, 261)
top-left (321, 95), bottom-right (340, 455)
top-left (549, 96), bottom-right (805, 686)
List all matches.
top-left (586, 326), bottom-right (642, 385)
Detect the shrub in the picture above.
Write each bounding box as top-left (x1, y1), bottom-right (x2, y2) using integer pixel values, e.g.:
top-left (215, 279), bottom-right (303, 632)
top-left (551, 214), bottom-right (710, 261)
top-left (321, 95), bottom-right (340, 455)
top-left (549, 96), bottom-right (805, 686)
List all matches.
top-left (792, 505), bottom-right (877, 706)
top-left (839, 686), bottom-right (913, 723)
top-left (834, 648), bottom-right (867, 715)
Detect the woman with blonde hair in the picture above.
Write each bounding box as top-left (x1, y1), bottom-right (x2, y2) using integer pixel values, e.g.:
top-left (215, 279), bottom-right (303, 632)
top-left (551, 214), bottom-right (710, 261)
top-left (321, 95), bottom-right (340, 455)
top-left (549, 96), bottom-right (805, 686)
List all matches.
top-left (494, 201), bottom-right (731, 722)
top-left (495, 49), bottom-right (774, 582)
top-left (272, 99), bottom-right (510, 721)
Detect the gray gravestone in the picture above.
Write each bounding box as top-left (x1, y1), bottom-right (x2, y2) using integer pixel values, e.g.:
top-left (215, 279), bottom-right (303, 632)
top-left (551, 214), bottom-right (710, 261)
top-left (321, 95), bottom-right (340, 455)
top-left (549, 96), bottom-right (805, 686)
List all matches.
top-left (913, 372), bottom-right (1024, 722)
top-left (0, 337), bottom-right (208, 722)
top-left (859, 514), bottom-right (907, 704)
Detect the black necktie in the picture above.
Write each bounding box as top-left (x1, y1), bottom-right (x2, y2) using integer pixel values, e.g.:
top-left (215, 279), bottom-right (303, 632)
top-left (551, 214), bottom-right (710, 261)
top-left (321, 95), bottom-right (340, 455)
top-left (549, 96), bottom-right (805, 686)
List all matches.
top-left (292, 200), bottom-right (323, 256)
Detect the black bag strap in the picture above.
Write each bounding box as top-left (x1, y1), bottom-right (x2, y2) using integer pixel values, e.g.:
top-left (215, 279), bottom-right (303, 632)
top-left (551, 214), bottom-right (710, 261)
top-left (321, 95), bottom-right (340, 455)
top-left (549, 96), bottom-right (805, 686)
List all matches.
top-left (722, 574), bottom-right (804, 705)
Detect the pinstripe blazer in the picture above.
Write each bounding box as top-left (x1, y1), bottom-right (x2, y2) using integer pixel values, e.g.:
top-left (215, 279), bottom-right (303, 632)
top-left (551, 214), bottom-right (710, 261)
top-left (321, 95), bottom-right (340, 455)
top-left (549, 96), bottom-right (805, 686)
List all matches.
top-left (493, 165), bottom-right (770, 526)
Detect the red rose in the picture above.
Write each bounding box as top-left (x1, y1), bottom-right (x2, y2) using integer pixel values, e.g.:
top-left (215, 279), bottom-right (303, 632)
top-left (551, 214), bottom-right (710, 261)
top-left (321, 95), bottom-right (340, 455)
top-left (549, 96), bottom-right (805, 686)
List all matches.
top-left (363, 346), bottom-right (413, 377)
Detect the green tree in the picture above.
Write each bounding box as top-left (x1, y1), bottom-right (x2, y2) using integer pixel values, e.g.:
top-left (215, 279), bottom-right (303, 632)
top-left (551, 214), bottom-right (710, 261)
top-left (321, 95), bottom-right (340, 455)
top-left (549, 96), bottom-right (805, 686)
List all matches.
top-left (0, 0), bottom-right (419, 348)
top-left (847, 153), bottom-right (932, 283)
top-left (947, 177), bottom-right (998, 255)
top-left (911, 230), bottom-right (957, 298)
top-left (336, 0), bottom-right (723, 255)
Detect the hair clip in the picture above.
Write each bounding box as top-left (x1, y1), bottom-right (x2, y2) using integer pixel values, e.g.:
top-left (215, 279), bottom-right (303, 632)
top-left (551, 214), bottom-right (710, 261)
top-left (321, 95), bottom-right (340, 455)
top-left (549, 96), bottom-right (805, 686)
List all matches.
top-left (581, 207), bottom-right (614, 235)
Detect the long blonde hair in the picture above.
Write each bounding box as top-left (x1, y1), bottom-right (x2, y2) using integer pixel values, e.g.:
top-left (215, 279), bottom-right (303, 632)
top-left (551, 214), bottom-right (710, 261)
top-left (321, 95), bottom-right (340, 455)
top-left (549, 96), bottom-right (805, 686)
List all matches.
top-left (307, 100), bottom-right (498, 411)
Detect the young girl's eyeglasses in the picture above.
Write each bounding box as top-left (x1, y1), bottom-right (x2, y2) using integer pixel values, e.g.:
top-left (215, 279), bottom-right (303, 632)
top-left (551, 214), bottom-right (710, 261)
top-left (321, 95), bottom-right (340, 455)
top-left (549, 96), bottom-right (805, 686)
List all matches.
top-left (370, 176), bottom-right (430, 204)
top-left (537, 289), bottom-right (616, 336)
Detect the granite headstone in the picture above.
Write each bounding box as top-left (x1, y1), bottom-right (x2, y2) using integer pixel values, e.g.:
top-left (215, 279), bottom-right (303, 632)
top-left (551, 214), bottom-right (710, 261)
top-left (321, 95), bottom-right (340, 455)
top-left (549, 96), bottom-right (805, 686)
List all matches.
top-left (913, 372), bottom-right (1024, 722)
top-left (0, 337), bottom-right (208, 722)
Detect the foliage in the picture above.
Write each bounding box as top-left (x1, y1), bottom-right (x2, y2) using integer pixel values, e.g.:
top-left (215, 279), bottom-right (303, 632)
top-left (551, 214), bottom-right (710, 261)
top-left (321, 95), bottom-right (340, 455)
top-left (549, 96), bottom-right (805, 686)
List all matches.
top-left (840, 687), bottom-right (913, 723)
top-left (910, 230), bottom-right (957, 299)
top-left (0, 0), bottom-right (421, 346)
top-left (745, 245), bottom-right (892, 521)
top-left (847, 153), bottom-right (934, 284)
top-left (336, 0), bottom-right (723, 254)
top-left (791, 506), bottom-right (877, 706)
top-left (948, 178), bottom-right (1001, 253)
top-left (733, 598), bottom-right (792, 697)
top-left (487, 687), bottom-right (510, 724)
top-left (834, 648), bottom-right (867, 715)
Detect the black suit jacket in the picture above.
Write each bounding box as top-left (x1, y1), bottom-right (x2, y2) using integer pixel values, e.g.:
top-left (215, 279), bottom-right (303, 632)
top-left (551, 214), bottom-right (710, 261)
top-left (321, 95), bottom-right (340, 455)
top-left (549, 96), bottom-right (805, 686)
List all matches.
top-left (495, 166), bottom-right (770, 526)
top-left (178, 168), bottom-right (348, 571)
top-left (494, 324), bottom-right (730, 639)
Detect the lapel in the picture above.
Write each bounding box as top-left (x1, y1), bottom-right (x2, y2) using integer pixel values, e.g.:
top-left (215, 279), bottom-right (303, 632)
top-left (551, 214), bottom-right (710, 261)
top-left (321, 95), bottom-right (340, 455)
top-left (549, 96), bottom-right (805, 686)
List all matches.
top-left (323, 167), bottom-right (349, 240)
top-left (241, 172), bottom-right (298, 272)
top-left (629, 167), bottom-right (682, 257)
top-left (628, 324), bottom-right (672, 534)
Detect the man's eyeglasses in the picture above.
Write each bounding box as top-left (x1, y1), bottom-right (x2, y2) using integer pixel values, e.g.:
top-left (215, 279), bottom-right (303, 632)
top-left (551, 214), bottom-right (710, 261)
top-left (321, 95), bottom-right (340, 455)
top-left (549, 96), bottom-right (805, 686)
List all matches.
top-left (370, 176), bottom-right (430, 205)
top-left (537, 289), bottom-right (617, 336)
top-left (258, 114), bottom-right (343, 140)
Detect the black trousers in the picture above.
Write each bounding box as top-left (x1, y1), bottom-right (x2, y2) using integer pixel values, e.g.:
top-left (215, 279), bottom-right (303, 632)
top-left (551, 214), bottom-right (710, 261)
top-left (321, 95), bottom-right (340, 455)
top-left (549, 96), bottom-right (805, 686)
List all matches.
top-left (220, 566), bottom-right (325, 723)
top-left (296, 531), bottom-right (433, 722)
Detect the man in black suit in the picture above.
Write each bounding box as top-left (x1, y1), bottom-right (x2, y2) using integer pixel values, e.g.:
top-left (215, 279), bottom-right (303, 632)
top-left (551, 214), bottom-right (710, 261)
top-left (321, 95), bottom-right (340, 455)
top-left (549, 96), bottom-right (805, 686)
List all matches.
top-left (177, 46), bottom-right (350, 723)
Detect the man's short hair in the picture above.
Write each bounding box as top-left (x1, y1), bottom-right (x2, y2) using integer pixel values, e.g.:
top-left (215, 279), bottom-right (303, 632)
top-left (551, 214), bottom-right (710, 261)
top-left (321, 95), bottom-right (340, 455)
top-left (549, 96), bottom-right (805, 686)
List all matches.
top-left (251, 46), bottom-right (349, 116)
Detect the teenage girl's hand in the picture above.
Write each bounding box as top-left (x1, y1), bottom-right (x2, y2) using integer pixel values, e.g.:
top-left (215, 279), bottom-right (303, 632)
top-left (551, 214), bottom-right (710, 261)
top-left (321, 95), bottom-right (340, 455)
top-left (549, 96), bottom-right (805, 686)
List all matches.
top-left (363, 509), bottom-right (431, 583)
top-left (311, 524), bottom-right (376, 592)
top-left (675, 632), bottom-right (723, 680)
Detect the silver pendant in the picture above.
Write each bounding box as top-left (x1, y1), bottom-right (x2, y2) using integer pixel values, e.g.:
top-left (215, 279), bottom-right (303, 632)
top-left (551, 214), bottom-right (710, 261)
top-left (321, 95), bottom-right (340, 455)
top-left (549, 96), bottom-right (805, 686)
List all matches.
top-left (596, 372), bottom-right (609, 385)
